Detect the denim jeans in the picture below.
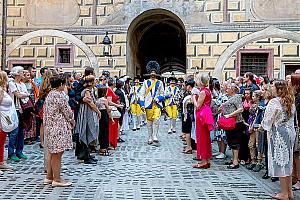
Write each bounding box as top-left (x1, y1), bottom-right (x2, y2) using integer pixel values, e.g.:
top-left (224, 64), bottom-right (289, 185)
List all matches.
top-left (8, 112), bottom-right (24, 157)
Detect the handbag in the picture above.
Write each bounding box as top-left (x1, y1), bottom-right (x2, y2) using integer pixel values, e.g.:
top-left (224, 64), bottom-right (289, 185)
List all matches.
top-left (217, 102), bottom-right (237, 131)
top-left (20, 97), bottom-right (34, 111)
top-left (14, 83), bottom-right (34, 111)
top-left (110, 106), bottom-right (121, 119)
top-left (217, 115), bottom-right (236, 131)
top-left (0, 109), bottom-right (19, 132)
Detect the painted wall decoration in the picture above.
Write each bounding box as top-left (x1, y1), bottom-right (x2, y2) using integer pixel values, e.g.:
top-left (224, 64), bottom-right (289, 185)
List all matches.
top-left (252, 0), bottom-right (300, 21)
top-left (25, 0), bottom-right (80, 26)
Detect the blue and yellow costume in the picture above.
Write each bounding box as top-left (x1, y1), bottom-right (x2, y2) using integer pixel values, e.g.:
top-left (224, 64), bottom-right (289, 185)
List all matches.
top-left (129, 84), bottom-right (142, 130)
top-left (140, 61), bottom-right (165, 144)
top-left (165, 82), bottom-right (179, 133)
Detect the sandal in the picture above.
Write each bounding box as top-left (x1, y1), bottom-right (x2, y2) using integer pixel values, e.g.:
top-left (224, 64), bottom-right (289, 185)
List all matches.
top-left (99, 150), bottom-right (110, 156)
top-left (270, 193), bottom-right (289, 200)
top-left (227, 164), bottom-right (239, 169)
top-left (182, 148), bottom-right (192, 154)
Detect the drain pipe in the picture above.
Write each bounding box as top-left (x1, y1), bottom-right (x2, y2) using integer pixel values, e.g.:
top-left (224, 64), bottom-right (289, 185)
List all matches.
top-left (1, 0), bottom-right (7, 70)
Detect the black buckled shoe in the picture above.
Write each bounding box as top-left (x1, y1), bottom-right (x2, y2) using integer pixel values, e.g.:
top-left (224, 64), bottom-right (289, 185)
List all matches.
top-left (271, 177), bottom-right (279, 182)
top-left (84, 158), bottom-right (97, 164)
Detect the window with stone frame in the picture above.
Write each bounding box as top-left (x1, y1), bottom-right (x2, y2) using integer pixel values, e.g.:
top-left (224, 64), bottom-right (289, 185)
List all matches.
top-left (236, 49), bottom-right (274, 79)
top-left (55, 45), bottom-right (74, 67)
top-left (7, 59), bottom-right (36, 70)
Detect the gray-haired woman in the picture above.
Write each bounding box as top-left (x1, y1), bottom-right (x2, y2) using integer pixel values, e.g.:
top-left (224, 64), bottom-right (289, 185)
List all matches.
top-left (221, 83), bottom-right (244, 169)
top-left (8, 66), bottom-right (30, 162)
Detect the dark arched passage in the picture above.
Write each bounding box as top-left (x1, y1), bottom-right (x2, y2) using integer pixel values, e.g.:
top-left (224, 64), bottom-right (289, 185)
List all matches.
top-left (127, 9), bottom-right (186, 77)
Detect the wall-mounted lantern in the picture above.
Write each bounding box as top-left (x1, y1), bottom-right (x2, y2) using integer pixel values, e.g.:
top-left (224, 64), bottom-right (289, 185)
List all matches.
top-left (102, 31), bottom-right (112, 56)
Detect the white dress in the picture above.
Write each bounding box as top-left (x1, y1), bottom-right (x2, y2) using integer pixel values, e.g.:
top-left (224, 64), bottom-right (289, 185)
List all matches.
top-left (191, 87), bottom-right (200, 142)
top-left (261, 97), bottom-right (296, 177)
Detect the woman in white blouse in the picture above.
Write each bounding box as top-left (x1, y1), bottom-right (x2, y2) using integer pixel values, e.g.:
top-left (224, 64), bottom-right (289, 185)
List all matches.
top-left (261, 80), bottom-right (296, 200)
top-left (8, 66), bottom-right (30, 162)
top-left (0, 71), bottom-right (17, 174)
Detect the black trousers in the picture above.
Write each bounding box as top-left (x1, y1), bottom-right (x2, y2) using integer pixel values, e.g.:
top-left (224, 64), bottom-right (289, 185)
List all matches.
top-left (99, 110), bottom-right (109, 149)
top-left (75, 132), bottom-right (91, 161)
top-left (239, 133), bottom-right (250, 161)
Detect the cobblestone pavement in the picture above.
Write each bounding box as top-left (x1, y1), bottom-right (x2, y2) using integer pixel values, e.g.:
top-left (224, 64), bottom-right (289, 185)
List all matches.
top-left (0, 120), bottom-right (299, 200)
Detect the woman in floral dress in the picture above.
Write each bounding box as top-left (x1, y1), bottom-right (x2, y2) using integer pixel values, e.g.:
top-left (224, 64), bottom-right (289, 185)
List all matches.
top-left (262, 80), bottom-right (296, 200)
top-left (43, 74), bottom-right (75, 187)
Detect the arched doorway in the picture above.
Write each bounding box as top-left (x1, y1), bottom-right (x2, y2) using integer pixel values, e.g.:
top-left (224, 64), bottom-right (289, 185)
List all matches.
top-left (127, 9), bottom-right (186, 77)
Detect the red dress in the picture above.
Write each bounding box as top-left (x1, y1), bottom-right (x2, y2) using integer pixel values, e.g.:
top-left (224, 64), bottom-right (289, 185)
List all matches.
top-left (106, 87), bottom-right (119, 149)
top-left (195, 87), bottom-right (214, 160)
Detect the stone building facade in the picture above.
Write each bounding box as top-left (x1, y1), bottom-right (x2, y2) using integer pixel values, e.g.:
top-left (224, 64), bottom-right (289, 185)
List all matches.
top-left (2, 0), bottom-right (300, 80)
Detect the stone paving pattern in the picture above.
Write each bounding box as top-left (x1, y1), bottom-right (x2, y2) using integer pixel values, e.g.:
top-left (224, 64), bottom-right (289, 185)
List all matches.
top-left (0, 121), bottom-right (299, 200)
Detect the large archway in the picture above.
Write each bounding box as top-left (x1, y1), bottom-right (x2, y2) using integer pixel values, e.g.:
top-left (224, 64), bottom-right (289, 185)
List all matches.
top-left (213, 26), bottom-right (300, 81)
top-left (127, 9), bottom-right (186, 77)
top-left (6, 30), bottom-right (99, 75)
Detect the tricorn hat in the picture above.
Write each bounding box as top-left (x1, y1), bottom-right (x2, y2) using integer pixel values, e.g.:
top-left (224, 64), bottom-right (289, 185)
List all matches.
top-left (146, 61), bottom-right (160, 75)
top-left (168, 76), bottom-right (177, 83)
top-left (102, 70), bottom-right (110, 77)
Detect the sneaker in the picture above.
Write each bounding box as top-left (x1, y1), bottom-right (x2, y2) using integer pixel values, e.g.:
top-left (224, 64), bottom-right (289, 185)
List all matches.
top-left (215, 153), bottom-right (225, 159)
top-left (17, 153), bottom-right (28, 160)
top-left (168, 129), bottom-right (172, 134)
top-left (0, 163), bottom-right (13, 171)
top-left (8, 155), bottom-right (20, 162)
top-left (212, 152), bottom-right (220, 156)
top-left (252, 164), bottom-right (263, 172)
top-left (0, 170), bottom-right (3, 175)
top-left (61, 165), bottom-right (68, 170)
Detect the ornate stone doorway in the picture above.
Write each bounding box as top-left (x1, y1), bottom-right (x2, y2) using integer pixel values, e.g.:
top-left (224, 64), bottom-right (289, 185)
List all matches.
top-left (127, 9), bottom-right (186, 77)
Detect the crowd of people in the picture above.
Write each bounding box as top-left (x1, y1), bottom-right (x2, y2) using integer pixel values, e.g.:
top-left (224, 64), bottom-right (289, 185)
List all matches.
top-left (180, 71), bottom-right (300, 200)
top-left (0, 61), bottom-right (299, 199)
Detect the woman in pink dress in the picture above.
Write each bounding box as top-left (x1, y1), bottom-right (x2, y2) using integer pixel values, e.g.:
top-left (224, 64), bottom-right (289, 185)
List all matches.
top-left (192, 73), bottom-right (214, 169)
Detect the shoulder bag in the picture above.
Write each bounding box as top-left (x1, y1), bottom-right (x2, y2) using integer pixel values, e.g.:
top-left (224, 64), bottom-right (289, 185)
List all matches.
top-left (0, 92), bottom-right (19, 132)
top-left (110, 106), bottom-right (121, 119)
top-left (14, 83), bottom-right (34, 111)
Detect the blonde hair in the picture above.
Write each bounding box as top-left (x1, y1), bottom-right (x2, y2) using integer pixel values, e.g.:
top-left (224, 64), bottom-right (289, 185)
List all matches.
top-left (84, 75), bottom-right (95, 87)
top-left (262, 84), bottom-right (273, 100)
top-left (228, 83), bottom-right (240, 94)
top-left (0, 71), bottom-right (8, 88)
top-left (195, 73), bottom-right (210, 87)
top-left (274, 80), bottom-right (295, 118)
top-left (39, 70), bottom-right (53, 99)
